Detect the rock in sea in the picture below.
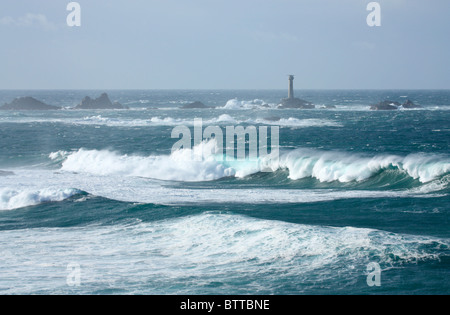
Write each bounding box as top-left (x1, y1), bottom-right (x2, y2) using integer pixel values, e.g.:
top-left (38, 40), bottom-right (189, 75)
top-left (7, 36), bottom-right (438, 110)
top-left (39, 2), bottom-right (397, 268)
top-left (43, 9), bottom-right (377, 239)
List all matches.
top-left (74, 93), bottom-right (128, 110)
top-left (401, 99), bottom-right (422, 109)
top-left (370, 100), bottom-right (421, 110)
top-left (278, 98), bottom-right (315, 109)
top-left (0, 97), bottom-right (60, 111)
top-left (370, 101), bottom-right (401, 111)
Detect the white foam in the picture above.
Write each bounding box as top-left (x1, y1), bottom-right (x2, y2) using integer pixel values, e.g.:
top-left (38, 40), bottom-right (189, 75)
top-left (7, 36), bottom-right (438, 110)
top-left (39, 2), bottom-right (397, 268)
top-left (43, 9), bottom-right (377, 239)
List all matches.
top-left (55, 140), bottom-right (235, 182)
top-left (251, 117), bottom-right (343, 128)
top-left (71, 115), bottom-right (238, 127)
top-left (0, 169), bottom-right (443, 207)
top-left (264, 149), bottom-right (450, 183)
top-left (221, 98), bottom-right (275, 110)
top-left (0, 213), bottom-right (447, 294)
top-left (49, 142), bottom-right (450, 184)
top-left (0, 142), bottom-right (444, 209)
top-left (0, 187), bottom-right (80, 211)
top-left (149, 114), bottom-right (238, 126)
top-left (0, 112), bottom-right (343, 129)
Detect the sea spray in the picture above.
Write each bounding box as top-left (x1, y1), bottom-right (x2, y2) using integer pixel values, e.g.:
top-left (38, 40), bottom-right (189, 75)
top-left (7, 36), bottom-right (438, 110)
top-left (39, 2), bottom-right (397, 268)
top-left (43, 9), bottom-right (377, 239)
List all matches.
top-left (0, 188), bottom-right (80, 211)
top-left (49, 145), bottom-right (450, 184)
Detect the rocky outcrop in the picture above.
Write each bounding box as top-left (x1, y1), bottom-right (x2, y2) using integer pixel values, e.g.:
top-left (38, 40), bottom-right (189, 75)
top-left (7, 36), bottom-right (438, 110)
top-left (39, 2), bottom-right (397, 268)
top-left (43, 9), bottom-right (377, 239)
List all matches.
top-left (0, 97), bottom-right (60, 111)
top-left (74, 93), bottom-right (127, 110)
top-left (370, 100), bottom-right (422, 110)
top-left (278, 98), bottom-right (315, 109)
top-left (181, 101), bottom-right (209, 109)
top-left (370, 101), bottom-right (401, 111)
top-left (401, 100), bottom-right (422, 109)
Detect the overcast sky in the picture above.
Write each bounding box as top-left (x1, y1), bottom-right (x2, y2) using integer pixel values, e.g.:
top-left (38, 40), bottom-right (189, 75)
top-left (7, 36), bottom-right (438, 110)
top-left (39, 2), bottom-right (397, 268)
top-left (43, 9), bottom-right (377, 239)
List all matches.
top-left (0, 0), bottom-right (449, 89)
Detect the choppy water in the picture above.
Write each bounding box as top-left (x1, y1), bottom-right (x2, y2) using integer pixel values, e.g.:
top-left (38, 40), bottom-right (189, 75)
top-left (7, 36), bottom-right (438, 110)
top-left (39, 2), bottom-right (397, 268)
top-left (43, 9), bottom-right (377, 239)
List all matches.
top-left (0, 89), bottom-right (449, 294)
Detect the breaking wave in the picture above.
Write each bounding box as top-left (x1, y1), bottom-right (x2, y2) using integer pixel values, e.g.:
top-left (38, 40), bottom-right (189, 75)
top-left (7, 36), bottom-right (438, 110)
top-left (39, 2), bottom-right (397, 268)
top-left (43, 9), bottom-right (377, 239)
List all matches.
top-left (252, 117), bottom-right (343, 128)
top-left (1, 212), bottom-right (448, 294)
top-left (270, 149), bottom-right (450, 184)
top-left (0, 188), bottom-right (81, 211)
top-left (221, 98), bottom-right (275, 110)
top-left (48, 140), bottom-right (450, 189)
top-left (52, 140), bottom-right (234, 182)
top-left (0, 112), bottom-right (343, 129)
top-left (71, 115), bottom-right (342, 128)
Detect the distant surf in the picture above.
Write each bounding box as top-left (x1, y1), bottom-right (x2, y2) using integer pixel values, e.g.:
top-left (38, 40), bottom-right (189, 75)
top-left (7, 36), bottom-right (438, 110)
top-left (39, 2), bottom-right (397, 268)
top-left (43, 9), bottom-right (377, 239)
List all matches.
top-left (0, 114), bottom-right (342, 129)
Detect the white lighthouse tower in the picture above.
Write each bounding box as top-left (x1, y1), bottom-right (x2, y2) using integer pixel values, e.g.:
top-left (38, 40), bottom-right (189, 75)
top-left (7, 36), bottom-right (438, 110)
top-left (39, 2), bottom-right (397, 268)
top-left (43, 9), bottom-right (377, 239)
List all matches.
top-left (288, 75), bottom-right (294, 99)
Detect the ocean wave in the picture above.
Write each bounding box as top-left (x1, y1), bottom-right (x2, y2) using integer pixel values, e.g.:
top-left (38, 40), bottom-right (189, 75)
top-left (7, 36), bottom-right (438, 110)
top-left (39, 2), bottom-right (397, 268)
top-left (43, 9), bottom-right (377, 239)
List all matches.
top-left (149, 114), bottom-right (238, 126)
top-left (1, 212), bottom-right (447, 294)
top-left (49, 141), bottom-right (450, 185)
top-left (252, 117), bottom-right (343, 128)
top-left (149, 213), bottom-right (449, 267)
top-left (220, 98), bottom-right (276, 110)
top-left (81, 115), bottom-right (341, 128)
top-left (0, 188), bottom-right (81, 211)
top-left (0, 168), bottom-right (445, 207)
top-left (0, 113), bottom-right (342, 129)
top-left (2, 115), bottom-right (238, 127)
top-left (0, 170), bottom-right (15, 176)
top-left (269, 149), bottom-right (450, 184)
top-left (73, 114), bottom-right (238, 127)
top-left (51, 140), bottom-right (235, 182)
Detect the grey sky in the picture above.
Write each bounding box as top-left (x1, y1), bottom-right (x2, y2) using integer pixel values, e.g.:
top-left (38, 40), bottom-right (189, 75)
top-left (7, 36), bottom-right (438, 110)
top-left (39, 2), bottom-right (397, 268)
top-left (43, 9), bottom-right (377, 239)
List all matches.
top-left (0, 0), bottom-right (449, 89)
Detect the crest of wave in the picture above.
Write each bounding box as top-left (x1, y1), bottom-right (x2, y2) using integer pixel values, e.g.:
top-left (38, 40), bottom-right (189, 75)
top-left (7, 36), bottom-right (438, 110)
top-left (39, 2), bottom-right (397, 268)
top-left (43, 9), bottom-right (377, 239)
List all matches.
top-left (53, 139), bottom-right (238, 182)
top-left (260, 148), bottom-right (450, 183)
top-left (222, 99), bottom-right (273, 110)
top-left (0, 188), bottom-right (80, 211)
top-left (51, 144), bottom-right (450, 184)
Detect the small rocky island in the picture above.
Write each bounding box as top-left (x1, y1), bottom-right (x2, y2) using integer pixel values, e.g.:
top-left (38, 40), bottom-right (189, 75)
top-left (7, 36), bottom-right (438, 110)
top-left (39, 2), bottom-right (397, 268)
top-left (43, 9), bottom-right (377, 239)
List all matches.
top-left (181, 101), bottom-right (209, 109)
top-left (74, 93), bottom-right (128, 110)
top-left (278, 76), bottom-right (315, 109)
top-left (0, 97), bottom-right (60, 111)
top-left (401, 99), bottom-right (422, 109)
top-left (370, 99), bottom-right (422, 110)
top-left (278, 97), bottom-right (315, 109)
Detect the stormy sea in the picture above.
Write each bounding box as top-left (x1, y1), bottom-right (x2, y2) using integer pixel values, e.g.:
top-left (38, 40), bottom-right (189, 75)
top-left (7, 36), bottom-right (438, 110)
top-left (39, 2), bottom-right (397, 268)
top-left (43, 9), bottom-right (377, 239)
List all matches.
top-left (0, 89), bottom-right (449, 295)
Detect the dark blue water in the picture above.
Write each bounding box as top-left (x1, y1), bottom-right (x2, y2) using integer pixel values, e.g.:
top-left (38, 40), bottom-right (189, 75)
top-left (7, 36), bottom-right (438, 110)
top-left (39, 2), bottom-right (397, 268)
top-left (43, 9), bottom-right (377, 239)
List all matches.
top-left (0, 90), bottom-right (449, 295)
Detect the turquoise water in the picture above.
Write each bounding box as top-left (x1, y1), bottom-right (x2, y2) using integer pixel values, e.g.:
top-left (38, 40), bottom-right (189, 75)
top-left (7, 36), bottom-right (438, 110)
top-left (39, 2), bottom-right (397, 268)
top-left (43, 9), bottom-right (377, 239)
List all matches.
top-left (0, 90), bottom-right (449, 294)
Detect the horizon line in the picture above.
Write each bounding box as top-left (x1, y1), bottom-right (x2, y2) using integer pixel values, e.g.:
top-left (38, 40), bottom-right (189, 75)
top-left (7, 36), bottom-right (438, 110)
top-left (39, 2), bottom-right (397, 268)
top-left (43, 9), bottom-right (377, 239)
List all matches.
top-left (1, 88), bottom-right (449, 91)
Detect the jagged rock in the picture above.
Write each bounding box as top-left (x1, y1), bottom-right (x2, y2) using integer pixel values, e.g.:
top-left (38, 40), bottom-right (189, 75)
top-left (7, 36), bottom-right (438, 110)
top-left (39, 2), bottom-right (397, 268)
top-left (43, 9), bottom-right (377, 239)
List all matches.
top-left (370, 100), bottom-right (400, 111)
top-left (74, 93), bottom-right (127, 110)
top-left (401, 99), bottom-right (422, 109)
top-left (181, 101), bottom-right (209, 109)
top-left (0, 97), bottom-right (60, 111)
top-left (278, 98), bottom-right (315, 109)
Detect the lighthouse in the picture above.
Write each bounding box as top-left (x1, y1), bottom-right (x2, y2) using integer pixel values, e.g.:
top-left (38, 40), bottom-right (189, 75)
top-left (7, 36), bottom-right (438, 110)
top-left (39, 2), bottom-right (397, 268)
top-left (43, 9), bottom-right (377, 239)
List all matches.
top-left (279, 75), bottom-right (315, 109)
top-left (288, 75), bottom-right (294, 99)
